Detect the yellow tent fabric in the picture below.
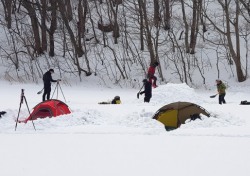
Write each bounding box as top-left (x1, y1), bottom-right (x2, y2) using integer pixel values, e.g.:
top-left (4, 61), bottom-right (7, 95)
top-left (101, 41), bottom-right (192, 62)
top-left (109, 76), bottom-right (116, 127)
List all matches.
top-left (152, 102), bottom-right (210, 129)
top-left (157, 109), bottom-right (178, 127)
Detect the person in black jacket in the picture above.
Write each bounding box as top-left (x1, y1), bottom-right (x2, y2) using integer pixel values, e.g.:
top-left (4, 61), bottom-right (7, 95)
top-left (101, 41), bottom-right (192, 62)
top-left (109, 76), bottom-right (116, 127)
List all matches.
top-left (42, 69), bottom-right (60, 101)
top-left (140, 79), bottom-right (152, 103)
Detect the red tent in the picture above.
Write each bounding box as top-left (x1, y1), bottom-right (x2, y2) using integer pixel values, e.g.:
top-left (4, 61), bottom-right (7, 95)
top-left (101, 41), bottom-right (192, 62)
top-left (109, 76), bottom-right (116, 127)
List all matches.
top-left (21, 99), bottom-right (71, 123)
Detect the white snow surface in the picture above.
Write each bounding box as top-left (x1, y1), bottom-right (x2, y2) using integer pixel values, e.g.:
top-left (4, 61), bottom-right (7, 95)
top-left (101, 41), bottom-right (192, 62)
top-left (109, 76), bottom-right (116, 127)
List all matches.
top-left (0, 81), bottom-right (250, 176)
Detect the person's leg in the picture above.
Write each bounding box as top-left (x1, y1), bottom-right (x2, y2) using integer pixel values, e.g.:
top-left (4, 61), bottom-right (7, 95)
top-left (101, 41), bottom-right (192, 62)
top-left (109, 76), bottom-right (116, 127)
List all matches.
top-left (43, 86), bottom-right (50, 101)
top-left (46, 87), bottom-right (51, 100)
top-left (219, 94), bottom-right (223, 104)
top-left (222, 94), bottom-right (226, 104)
top-left (153, 76), bottom-right (157, 87)
top-left (144, 96), bottom-right (150, 103)
top-left (42, 93), bottom-right (46, 101)
top-left (42, 90), bottom-right (47, 101)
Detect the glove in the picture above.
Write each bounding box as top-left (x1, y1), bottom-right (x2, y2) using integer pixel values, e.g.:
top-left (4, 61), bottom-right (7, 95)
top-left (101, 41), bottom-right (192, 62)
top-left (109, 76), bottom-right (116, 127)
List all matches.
top-left (140, 92), bottom-right (143, 95)
top-left (57, 79), bottom-right (61, 82)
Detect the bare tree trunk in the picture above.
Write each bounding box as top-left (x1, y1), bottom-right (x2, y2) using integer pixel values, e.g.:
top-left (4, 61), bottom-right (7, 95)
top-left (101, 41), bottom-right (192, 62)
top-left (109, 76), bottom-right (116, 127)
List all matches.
top-left (77, 0), bottom-right (84, 50)
top-left (238, 0), bottom-right (250, 19)
top-left (22, 0), bottom-right (43, 55)
top-left (49, 0), bottom-right (57, 57)
top-left (153, 0), bottom-right (160, 26)
top-left (1, 0), bottom-right (12, 29)
top-left (224, 0), bottom-right (246, 82)
top-left (57, 0), bottom-right (84, 57)
top-left (190, 0), bottom-right (198, 54)
top-left (65, 0), bottom-right (73, 21)
top-left (41, 0), bottom-right (47, 51)
top-left (180, 0), bottom-right (190, 53)
top-left (138, 0), bottom-right (144, 50)
top-left (108, 0), bottom-right (120, 44)
top-left (142, 0), bottom-right (156, 64)
top-left (82, 0), bottom-right (87, 38)
top-left (164, 0), bottom-right (170, 30)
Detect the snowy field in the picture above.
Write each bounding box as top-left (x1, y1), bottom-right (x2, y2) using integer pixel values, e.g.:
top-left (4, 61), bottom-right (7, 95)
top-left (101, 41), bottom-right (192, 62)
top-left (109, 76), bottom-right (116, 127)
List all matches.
top-left (0, 80), bottom-right (250, 176)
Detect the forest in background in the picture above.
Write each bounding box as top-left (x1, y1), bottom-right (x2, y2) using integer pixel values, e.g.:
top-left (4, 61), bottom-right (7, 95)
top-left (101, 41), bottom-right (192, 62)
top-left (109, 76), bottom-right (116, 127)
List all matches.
top-left (0, 0), bottom-right (249, 87)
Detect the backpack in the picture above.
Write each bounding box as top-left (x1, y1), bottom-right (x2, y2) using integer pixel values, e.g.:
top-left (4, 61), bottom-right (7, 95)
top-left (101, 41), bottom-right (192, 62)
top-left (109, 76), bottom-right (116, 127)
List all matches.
top-left (240, 100), bottom-right (250, 105)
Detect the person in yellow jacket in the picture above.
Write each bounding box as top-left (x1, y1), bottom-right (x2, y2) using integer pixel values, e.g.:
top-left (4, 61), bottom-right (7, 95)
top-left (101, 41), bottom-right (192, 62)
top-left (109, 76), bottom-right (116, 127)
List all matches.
top-left (216, 79), bottom-right (226, 104)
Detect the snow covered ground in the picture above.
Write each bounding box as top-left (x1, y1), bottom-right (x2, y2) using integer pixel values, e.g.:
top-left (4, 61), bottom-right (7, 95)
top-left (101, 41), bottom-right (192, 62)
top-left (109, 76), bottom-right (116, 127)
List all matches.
top-left (0, 80), bottom-right (250, 176)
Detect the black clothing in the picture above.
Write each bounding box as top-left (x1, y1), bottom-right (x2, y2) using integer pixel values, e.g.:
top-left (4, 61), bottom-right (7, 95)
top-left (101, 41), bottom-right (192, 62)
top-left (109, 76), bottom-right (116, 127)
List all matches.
top-left (219, 93), bottom-right (226, 104)
top-left (42, 71), bottom-right (57, 101)
top-left (43, 86), bottom-right (51, 102)
top-left (140, 81), bottom-right (152, 103)
top-left (43, 71), bottom-right (56, 87)
top-left (144, 96), bottom-right (151, 103)
top-left (0, 111), bottom-right (6, 118)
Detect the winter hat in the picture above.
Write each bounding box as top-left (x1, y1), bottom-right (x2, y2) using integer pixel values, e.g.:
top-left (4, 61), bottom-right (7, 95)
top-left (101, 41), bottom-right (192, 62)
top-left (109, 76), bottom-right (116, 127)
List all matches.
top-left (49, 69), bottom-right (54, 73)
top-left (114, 96), bottom-right (120, 100)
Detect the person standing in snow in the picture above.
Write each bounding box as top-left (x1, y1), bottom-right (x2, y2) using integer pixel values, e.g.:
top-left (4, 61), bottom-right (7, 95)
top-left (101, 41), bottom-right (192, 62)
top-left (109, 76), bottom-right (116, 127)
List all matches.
top-left (140, 79), bottom-right (152, 103)
top-left (216, 79), bottom-right (226, 104)
top-left (42, 69), bottom-right (60, 101)
top-left (147, 61), bottom-right (159, 88)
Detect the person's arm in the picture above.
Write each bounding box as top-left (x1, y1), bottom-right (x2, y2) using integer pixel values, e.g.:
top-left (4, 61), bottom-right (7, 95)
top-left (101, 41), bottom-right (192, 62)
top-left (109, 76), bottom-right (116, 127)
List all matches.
top-left (140, 91), bottom-right (145, 95)
top-left (49, 74), bottom-right (57, 82)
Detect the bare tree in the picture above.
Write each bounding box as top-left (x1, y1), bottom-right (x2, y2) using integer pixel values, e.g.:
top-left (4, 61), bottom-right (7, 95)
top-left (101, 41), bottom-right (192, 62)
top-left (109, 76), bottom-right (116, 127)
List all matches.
top-left (153, 0), bottom-right (160, 26)
top-left (163, 0), bottom-right (171, 30)
top-left (1, 0), bottom-right (12, 29)
top-left (107, 0), bottom-right (120, 44)
top-left (180, 0), bottom-right (190, 53)
top-left (204, 0), bottom-right (246, 82)
top-left (41, 0), bottom-right (47, 51)
top-left (141, 0), bottom-right (156, 64)
top-left (189, 0), bottom-right (199, 54)
top-left (57, 0), bottom-right (84, 57)
top-left (48, 0), bottom-right (57, 57)
top-left (22, 0), bottom-right (43, 55)
top-left (138, 0), bottom-right (144, 50)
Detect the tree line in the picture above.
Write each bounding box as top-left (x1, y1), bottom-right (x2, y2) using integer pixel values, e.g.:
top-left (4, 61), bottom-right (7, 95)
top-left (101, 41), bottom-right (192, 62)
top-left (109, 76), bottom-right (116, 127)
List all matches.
top-left (0, 0), bottom-right (249, 86)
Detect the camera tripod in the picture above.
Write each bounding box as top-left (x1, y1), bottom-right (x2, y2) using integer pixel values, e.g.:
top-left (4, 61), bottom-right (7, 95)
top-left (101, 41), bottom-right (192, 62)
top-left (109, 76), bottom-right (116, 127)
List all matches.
top-left (15, 89), bottom-right (36, 131)
top-left (51, 81), bottom-right (67, 102)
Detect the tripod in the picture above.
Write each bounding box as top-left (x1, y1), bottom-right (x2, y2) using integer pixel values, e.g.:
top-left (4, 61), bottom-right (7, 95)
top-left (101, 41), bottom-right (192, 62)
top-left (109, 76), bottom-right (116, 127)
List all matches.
top-left (51, 81), bottom-right (67, 102)
top-left (15, 89), bottom-right (36, 131)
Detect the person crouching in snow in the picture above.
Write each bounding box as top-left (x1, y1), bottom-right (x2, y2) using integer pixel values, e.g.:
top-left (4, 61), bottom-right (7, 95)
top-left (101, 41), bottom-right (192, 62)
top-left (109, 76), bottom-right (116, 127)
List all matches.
top-left (216, 79), bottom-right (226, 104)
top-left (147, 61), bottom-right (159, 88)
top-left (111, 96), bottom-right (121, 104)
top-left (140, 79), bottom-right (152, 103)
top-left (99, 96), bottom-right (121, 104)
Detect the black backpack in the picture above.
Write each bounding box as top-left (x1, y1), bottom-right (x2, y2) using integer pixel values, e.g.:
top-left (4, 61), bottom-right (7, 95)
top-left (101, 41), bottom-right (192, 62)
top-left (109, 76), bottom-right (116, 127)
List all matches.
top-left (240, 100), bottom-right (250, 105)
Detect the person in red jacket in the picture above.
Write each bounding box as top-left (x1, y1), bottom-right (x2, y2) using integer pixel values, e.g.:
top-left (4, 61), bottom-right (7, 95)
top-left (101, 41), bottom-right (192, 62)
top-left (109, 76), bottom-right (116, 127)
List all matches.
top-left (147, 61), bottom-right (159, 88)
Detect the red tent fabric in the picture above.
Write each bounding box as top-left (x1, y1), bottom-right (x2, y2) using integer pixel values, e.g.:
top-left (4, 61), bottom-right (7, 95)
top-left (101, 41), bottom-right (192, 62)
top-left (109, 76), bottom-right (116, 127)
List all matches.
top-left (21, 99), bottom-right (71, 123)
